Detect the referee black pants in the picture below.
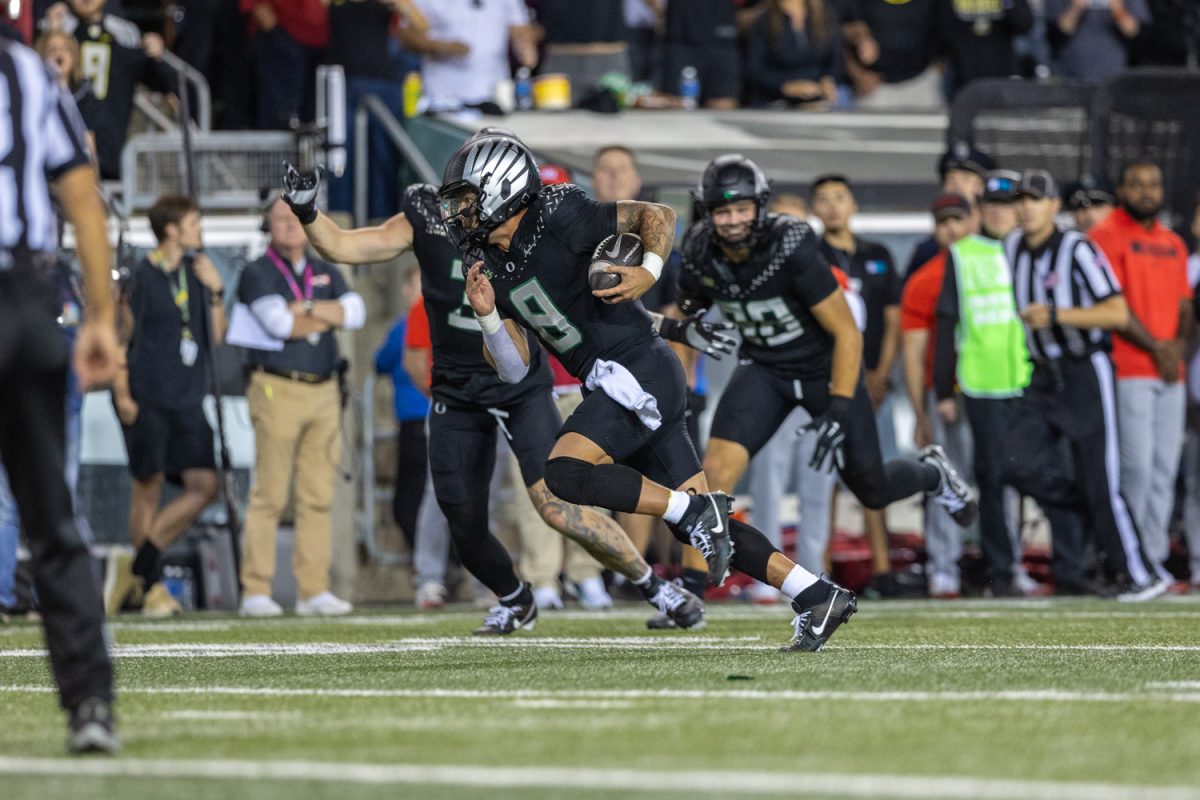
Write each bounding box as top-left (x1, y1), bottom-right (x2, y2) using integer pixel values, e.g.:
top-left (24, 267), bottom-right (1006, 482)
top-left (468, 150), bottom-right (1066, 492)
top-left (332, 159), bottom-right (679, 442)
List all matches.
top-left (0, 271), bottom-right (113, 711)
top-left (1000, 356), bottom-right (1159, 589)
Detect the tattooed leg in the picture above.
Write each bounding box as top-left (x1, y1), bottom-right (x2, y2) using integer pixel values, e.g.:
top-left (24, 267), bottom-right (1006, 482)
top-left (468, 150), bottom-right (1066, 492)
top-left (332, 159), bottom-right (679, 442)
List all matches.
top-left (527, 479), bottom-right (651, 581)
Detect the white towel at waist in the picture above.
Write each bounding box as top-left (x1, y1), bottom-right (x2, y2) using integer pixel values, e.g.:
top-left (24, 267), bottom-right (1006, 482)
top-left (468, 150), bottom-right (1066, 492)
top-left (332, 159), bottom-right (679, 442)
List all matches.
top-left (584, 359), bottom-right (662, 430)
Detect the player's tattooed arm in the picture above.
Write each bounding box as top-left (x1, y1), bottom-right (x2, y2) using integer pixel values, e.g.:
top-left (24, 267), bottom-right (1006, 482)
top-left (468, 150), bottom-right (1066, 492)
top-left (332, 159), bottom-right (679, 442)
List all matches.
top-left (615, 200), bottom-right (677, 262)
top-left (529, 481), bottom-right (651, 581)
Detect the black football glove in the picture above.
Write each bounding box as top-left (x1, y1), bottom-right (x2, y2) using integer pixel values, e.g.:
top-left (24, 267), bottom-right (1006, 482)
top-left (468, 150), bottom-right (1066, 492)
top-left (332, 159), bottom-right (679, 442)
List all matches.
top-left (656, 314), bottom-right (739, 359)
top-left (805, 395), bottom-right (851, 473)
top-left (282, 161), bottom-right (325, 225)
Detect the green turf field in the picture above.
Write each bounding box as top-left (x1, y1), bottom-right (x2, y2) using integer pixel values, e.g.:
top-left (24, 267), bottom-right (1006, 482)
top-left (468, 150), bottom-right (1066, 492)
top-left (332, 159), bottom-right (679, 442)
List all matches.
top-left (2, 598), bottom-right (1199, 799)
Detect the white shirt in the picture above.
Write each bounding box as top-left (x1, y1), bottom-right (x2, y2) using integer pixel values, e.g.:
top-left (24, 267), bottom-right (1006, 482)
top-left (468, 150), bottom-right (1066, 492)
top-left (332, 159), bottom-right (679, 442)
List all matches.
top-left (413, 0), bottom-right (529, 110)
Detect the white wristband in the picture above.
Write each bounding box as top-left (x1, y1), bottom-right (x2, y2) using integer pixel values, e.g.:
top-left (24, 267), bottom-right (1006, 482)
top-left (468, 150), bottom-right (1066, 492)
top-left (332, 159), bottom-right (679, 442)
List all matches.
top-left (640, 252), bottom-right (664, 281)
top-left (476, 308), bottom-right (503, 335)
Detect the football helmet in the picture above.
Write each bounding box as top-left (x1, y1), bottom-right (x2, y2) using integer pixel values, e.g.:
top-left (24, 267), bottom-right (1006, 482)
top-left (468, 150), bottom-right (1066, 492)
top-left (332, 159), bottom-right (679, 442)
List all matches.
top-left (437, 134), bottom-right (541, 254)
top-left (697, 154), bottom-right (771, 248)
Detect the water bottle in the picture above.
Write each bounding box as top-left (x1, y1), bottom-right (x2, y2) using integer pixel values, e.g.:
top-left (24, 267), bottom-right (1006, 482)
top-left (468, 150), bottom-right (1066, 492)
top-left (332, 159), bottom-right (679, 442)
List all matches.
top-left (515, 67), bottom-right (534, 111)
top-left (680, 66), bottom-right (700, 110)
top-left (402, 71), bottom-right (422, 118)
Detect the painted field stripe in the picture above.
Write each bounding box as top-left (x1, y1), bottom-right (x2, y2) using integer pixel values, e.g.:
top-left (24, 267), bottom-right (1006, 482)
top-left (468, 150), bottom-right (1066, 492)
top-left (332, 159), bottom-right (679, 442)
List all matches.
top-left (4, 685), bottom-right (1200, 704)
top-left (4, 639), bottom-right (1200, 659)
top-left (0, 756), bottom-right (1194, 799)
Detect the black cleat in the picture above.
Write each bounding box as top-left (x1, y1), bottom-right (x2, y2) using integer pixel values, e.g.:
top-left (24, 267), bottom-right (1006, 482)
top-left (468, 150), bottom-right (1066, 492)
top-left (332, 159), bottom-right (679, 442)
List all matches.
top-left (473, 600), bottom-right (538, 636)
top-left (67, 697), bottom-right (120, 755)
top-left (645, 579), bottom-right (706, 630)
top-left (667, 493), bottom-right (734, 586)
top-left (782, 582), bottom-right (857, 652)
top-left (920, 444), bottom-right (978, 527)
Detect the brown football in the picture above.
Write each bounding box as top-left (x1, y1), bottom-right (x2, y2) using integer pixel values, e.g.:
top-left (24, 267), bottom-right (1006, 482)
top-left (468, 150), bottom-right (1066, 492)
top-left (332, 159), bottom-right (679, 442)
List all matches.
top-left (589, 233), bottom-right (643, 291)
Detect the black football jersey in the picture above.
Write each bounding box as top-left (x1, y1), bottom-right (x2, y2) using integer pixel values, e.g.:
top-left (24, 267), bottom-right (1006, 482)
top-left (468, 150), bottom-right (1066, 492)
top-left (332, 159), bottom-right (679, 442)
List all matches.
top-left (479, 184), bottom-right (657, 380)
top-left (403, 184), bottom-right (551, 406)
top-left (678, 214), bottom-right (839, 379)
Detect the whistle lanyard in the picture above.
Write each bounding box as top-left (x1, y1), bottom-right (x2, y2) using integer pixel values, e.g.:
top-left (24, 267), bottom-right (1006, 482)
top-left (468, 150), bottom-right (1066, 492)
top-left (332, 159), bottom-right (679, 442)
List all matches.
top-left (266, 247), bottom-right (313, 303)
top-left (151, 249), bottom-right (192, 340)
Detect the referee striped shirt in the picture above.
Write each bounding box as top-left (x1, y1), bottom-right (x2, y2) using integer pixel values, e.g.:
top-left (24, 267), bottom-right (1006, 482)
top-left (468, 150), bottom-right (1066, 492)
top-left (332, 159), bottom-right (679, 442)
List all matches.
top-left (1004, 227), bottom-right (1122, 361)
top-left (0, 38), bottom-right (91, 270)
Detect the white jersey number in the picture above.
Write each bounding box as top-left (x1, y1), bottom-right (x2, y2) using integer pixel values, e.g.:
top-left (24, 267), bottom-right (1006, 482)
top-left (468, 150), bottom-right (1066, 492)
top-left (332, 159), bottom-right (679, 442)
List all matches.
top-left (510, 278), bottom-right (582, 354)
top-left (716, 297), bottom-right (804, 347)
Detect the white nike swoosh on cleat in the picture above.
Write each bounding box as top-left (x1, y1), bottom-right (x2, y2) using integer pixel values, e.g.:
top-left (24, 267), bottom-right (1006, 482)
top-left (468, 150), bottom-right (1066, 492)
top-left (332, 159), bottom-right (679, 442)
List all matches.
top-left (809, 591), bottom-right (839, 636)
top-left (708, 496), bottom-right (724, 534)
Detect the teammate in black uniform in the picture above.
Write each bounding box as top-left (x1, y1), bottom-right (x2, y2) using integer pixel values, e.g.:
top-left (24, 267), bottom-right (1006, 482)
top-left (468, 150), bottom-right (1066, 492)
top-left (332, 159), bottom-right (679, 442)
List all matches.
top-left (280, 147), bottom-right (704, 635)
top-left (679, 156), bottom-right (978, 571)
top-left (439, 134), bottom-right (854, 650)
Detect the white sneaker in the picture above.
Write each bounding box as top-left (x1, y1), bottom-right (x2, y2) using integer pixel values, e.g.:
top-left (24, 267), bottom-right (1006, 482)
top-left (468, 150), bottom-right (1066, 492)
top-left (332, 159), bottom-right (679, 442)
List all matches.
top-left (532, 585), bottom-right (564, 610)
top-left (239, 594), bottom-right (283, 617)
top-left (747, 581), bottom-right (780, 605)
top-left (1116, 578), bottom-right (1171, 603)
top-left (928, 572), bottom-right (961, 599)
top-left (576, 576), bottom-right (613, 610)
top-left (415, 582), bottom-right (447, 611)
top-left (296, 591), bottom-right (353, 616)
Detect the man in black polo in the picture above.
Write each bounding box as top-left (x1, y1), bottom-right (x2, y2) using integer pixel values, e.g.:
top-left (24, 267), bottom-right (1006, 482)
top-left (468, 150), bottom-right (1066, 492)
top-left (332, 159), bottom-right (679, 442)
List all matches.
top-left (107, 194), bottom-right (225, 618)
top-left (232, 196), bottom-right (365, 617)
top-left (1001, 169), bottom-right (1168, 601)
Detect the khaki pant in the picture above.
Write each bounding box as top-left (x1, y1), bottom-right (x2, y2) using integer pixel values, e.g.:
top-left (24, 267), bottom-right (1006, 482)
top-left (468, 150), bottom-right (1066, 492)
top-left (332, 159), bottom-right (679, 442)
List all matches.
top-left (510, 391), bottom-right (601, 590)
top-left (242, 371), bottom-right (342, 600)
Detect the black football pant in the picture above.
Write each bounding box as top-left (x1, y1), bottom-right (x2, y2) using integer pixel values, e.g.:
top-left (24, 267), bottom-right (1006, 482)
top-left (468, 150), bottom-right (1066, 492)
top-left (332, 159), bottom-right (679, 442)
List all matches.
top-left (392, 419), bottom-right (427, 549)
top-left (0, 268), bottom-right (112, 711)
top-left (709, 362), bottom-right (938, 509)
top-left (1001, 357), bottom-right (1159, 589)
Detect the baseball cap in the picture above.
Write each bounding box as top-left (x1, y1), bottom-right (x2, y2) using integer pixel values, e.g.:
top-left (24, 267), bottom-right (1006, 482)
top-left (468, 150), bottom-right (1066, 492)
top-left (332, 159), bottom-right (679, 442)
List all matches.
top-left (931, 193), bottom-right (972, 221)
top-left (1065, 177), bottom-right (1115, 211)
top-left (982, 169), bottom-right (1021, 203)
top-left (938, 141), bottom-right (996, 179)
top-left (539, 163), bottom-right (572, 186)
top-left (1015, 169), bottom-right (1060, 201)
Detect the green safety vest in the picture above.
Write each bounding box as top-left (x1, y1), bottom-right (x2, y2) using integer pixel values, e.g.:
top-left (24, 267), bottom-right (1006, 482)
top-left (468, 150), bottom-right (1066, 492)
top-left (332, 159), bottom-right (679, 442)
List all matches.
top-left (950, 236), bottom-right (1031, 398)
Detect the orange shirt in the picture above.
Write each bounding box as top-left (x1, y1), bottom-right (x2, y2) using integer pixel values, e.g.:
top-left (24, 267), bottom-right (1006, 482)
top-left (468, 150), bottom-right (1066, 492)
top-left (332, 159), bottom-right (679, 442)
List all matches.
top-left (1090, 208), bottom-right (1190, 381)
top-left (900, 251), bottom-right (946, 390)
top-left (402, 294), bottom-right (433, 388)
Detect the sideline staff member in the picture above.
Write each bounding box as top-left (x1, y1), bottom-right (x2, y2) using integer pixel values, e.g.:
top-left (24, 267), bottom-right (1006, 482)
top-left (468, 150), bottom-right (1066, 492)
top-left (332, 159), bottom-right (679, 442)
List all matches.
top-left (233, 196), bottom-right (365, 617)
top-left (0, 37), bottom-right (120, 752)
top-left (1001, 169), bottom-right (1166, 601)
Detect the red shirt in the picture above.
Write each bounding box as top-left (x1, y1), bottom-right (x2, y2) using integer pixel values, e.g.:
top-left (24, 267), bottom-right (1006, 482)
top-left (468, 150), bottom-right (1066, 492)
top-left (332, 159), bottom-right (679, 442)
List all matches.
top-left (402, 294), bottom-right (433, 388)
top-left (1090, 207), bottom-right (1190, 381)
top-left (900, 252), bottom-right (946, 390)
top-left (240, 0), bottom-right (329, 49)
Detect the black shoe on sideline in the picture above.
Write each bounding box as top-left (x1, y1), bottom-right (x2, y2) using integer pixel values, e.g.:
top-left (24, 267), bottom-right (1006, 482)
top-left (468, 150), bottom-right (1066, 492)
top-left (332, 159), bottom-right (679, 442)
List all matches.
top-left (68, 697), bottom-right (120, 755)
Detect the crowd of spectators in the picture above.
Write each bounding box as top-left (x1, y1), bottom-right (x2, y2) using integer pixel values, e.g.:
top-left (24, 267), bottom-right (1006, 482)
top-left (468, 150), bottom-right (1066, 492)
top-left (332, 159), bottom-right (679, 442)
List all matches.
top-left (3, 1), bottom-right (1197, 189)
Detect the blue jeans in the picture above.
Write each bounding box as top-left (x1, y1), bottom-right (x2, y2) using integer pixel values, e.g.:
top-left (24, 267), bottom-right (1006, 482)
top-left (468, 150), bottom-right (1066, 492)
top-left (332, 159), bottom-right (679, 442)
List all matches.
top-left (327, 77), bottom-right (405, 220)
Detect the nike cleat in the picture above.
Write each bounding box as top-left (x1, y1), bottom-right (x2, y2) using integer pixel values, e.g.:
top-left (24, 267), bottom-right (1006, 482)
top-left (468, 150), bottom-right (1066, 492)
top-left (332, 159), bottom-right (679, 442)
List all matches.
top-left (646, 579), bottom-right (706, 630)
top-left (668, 492), bottom-right (734, 586)
top-left (920, 444), bottom-right (978, 527)
top-left (783, 581), bottom-right (857, 652)
top-left (473, 600), bottom-right (538, 636)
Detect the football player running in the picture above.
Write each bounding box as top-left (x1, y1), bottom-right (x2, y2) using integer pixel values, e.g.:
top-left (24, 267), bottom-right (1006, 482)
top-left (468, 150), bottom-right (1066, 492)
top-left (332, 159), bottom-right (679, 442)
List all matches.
top-left (675, 155), bottom-right (978, 632)
top-left (279, 136), bottom-right (705, 635)
top-left (441, 134), bottom-right (856, 650)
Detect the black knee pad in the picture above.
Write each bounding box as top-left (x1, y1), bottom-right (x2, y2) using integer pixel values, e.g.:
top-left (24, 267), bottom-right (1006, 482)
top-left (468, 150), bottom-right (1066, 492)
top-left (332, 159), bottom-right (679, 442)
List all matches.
top-left (544, 457), bottom-right (642, 513)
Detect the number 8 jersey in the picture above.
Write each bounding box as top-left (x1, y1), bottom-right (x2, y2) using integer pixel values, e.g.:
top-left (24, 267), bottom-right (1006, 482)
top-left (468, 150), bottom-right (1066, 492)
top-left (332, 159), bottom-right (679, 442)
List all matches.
top-left (480, 184), bottom-right (658, 380)
top-left (404, 184), bottom-right (552, 406)
top-left (679, 214), bottom-right (839, 379)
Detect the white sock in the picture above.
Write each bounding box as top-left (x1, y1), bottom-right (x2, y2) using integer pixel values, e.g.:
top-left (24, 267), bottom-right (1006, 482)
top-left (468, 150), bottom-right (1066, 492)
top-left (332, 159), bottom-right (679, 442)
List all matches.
top-left (632, 567), bottom-right (654, 587)
top-left (780, 565), bottom-right (819, 599)
top-left (661, 491), bottom-right (693, 525)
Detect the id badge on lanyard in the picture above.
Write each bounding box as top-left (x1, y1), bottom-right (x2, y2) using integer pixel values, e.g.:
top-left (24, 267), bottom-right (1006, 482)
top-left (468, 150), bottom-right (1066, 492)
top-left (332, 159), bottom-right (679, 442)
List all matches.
top-left (266, 248), bottom-right (321, 346)
top-left (156, 251), bottom-right (198, 367)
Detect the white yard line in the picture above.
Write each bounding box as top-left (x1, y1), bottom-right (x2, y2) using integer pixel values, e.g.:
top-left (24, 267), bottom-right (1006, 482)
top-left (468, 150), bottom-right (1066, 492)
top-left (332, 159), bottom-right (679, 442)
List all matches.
top-left (4, 684), bottom-right (1200, 704)
top-left (0, 756), bottom-right (1194, 799)
top-left (3, 637), bottom-right (1200, 659)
